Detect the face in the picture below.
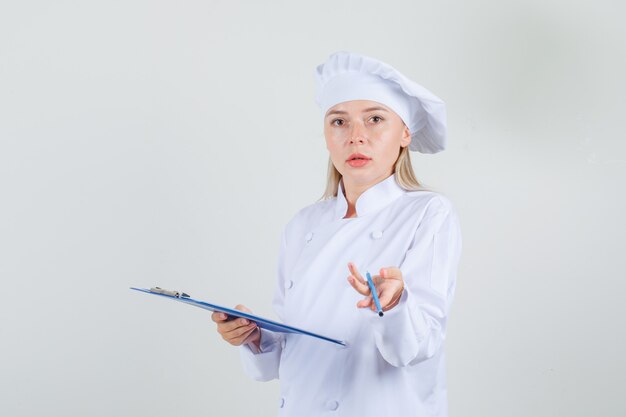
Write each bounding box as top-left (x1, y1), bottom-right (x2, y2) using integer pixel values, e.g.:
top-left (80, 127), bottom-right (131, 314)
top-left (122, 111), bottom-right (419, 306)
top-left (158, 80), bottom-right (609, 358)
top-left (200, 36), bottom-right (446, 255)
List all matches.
top-left (324, 100), bottom-right (411, 187)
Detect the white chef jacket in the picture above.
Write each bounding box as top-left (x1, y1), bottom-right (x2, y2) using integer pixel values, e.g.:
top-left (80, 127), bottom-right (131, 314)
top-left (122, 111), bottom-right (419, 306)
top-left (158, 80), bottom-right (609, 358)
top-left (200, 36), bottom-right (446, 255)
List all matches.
top-left (239, 172), bottom-right (462, 417)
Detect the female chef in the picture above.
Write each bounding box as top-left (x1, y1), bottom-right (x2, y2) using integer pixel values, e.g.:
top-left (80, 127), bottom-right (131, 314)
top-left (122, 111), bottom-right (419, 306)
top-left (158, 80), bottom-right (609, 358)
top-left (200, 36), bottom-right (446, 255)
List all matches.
top-left (211, 51), bottom-right (462, 417)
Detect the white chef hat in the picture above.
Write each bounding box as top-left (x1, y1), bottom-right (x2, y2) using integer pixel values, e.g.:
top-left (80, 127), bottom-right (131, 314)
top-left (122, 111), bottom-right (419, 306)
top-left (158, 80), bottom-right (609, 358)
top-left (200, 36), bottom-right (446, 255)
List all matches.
top-left (315, 51), bottom-right (447, 153)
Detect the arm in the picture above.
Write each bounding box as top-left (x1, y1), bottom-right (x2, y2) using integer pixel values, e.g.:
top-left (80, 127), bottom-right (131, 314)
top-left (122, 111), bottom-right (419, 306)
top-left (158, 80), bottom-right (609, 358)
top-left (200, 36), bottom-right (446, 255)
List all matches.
top-left (368, 204), bottom-right (463, 367)
top-left (238, 227), bottom-right (288, 381)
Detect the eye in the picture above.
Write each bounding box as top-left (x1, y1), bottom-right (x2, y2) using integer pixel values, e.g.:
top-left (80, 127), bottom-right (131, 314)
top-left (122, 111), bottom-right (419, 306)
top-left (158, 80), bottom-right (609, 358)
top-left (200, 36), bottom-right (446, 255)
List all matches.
top-left (331, 118), bottom-right (345, 126)
top-left (370, 115), bottom-right (383, 123)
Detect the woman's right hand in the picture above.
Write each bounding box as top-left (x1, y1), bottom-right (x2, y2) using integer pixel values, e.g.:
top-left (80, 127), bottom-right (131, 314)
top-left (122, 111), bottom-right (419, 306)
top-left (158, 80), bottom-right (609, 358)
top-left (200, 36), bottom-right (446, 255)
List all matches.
top-left (211, 304), bottom-right (261, 349)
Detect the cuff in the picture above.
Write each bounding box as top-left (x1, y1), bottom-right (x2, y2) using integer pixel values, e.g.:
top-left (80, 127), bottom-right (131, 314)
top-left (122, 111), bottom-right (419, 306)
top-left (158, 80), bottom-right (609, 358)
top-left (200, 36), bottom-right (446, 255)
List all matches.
top-left (241, 327), bottom-right (282, 354)
top-left (238, 328), bottom-right (284, 382)
top-left (366, 287), bottom-right (430, 367)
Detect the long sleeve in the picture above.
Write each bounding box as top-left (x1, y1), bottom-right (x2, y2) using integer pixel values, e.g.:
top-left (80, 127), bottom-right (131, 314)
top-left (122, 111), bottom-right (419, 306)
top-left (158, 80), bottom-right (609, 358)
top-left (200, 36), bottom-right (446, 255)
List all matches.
top-left (238, 227), bottom-right (288, 381)
top-left (367, 201), bottom-right (463, 367)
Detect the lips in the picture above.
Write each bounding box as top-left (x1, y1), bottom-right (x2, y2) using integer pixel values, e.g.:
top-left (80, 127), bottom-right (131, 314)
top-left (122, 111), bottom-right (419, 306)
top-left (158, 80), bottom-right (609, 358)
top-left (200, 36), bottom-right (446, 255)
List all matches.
top-left (347, 153), bottom-right (372, 168)
top-left (347, 153), bottom-right (371, 161)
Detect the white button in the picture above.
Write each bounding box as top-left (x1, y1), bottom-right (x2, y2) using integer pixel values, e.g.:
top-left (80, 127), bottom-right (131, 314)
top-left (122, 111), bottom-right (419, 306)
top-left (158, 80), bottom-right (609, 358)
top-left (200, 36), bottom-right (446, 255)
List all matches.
top-left (305, 232), bottom-right (314, 242)
top-left (279, 397), bottom-right (285, 408)
top-left (284, 280), bottom-right (294, 289)
top-left (326, 400), bottom-right (339, 411)
top-left (371, 230), bottom-right (383, 239)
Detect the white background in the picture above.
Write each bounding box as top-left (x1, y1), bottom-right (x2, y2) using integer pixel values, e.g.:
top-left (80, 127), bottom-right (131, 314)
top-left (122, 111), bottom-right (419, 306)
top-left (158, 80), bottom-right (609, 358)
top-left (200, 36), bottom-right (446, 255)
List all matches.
top-left (1, 1), bottom-right (625, 416)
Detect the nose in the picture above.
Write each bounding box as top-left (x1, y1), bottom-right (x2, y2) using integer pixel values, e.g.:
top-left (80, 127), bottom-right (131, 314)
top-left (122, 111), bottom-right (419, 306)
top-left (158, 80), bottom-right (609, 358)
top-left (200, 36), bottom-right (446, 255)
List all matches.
top-left (349, 122), bottom-right (367, 145)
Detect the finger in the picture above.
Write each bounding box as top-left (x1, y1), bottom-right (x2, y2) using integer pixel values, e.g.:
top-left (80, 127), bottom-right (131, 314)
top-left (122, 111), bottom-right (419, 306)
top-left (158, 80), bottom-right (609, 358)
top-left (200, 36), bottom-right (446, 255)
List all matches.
top-left (218, 304), bottom-right (255, 331)
top-left (347, 274), bottom-right (370, 296)
top-left (347, 262), bottom-right (368, 286)
top-left (356, 296), bottom-right (372, 308)
top-left (377, 288), bottom-right (397, 309)
top-left (223, 321), bottom-right (257, 340)
top-left (380, 266), bottom-right (402, 280)
top-left (229, 322), bottom-right (257, 339)
top-left (231, 326), bottom-right (259, 345)
top-left (211, 311), bottom-right (229, 323)
top-left (371, 274), bottom-right (384, 286)
top-left (378, 279), bottom-right (404, 310)
top-left (347, 262), bottom-right (373, 295)
top-left (234, 304), bottom-right (252, 313)
top-left (219, 317), bottom-right (255, 333)
top-left (237, 326), bottom-right (259, 345)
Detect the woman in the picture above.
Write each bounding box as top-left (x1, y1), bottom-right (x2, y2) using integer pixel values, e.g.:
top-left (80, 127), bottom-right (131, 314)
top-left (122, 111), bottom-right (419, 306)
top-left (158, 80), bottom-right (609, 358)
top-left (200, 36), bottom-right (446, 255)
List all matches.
top-left (211, 51), bottom-right (462, 417)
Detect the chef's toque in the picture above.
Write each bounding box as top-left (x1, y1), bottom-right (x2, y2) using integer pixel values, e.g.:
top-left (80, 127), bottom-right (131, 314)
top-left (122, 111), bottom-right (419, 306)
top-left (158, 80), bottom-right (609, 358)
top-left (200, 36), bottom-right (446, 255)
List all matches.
top-left (315, 51), bottom-right (447, 154)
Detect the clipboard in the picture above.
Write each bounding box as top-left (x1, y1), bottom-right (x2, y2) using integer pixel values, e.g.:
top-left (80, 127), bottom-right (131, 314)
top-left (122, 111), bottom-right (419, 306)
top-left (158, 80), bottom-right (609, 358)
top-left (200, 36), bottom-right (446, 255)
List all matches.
top-left (130, 287), bottom-right (346, 346)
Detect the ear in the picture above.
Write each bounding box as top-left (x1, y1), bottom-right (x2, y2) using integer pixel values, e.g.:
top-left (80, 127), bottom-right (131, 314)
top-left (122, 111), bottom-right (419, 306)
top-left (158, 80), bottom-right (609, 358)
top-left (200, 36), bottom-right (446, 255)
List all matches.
top-left (400, 125), bottom-right (411, 147)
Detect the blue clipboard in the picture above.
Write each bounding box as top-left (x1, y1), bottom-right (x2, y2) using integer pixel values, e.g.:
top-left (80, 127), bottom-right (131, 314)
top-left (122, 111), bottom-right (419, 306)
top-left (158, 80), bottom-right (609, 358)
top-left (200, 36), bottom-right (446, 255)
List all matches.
top-left (130, 287), bottom-right (346, 346)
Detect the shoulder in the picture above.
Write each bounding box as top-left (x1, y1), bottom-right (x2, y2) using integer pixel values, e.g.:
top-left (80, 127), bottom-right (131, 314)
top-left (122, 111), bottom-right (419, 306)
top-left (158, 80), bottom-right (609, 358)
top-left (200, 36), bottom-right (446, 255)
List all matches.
top-left (402, 189), bottom-right (458, 219)
top-left (290, 197), bottom-right (333, 225)
top-left (405, 191), bottom-right (462, 244)
top-left (399, 190), bottom-right (462, 239)
top-left (281, 197), bottom-right (335, 241)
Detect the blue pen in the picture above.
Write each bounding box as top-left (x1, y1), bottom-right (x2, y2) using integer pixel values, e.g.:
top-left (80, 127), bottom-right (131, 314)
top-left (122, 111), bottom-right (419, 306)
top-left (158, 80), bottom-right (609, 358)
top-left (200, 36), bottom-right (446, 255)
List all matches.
top-left (366, 271), bottom-right (384, 317)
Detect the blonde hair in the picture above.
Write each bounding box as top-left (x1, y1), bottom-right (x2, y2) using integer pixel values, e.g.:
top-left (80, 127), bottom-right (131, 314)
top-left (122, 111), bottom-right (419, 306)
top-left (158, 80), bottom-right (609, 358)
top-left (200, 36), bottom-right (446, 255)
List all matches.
top-left (319, 144), bottom-right (432, 200)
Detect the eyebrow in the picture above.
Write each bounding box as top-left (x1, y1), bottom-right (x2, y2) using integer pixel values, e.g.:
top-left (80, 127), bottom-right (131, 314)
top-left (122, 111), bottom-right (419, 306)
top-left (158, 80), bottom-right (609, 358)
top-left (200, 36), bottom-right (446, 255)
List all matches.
top-left (325, 106), bottom-right (390, 117)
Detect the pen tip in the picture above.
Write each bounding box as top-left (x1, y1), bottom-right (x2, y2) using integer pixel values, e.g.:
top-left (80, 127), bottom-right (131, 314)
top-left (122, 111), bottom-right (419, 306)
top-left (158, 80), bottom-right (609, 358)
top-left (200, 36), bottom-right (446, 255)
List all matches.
top-left (379, 311), bottom-right (384, 317)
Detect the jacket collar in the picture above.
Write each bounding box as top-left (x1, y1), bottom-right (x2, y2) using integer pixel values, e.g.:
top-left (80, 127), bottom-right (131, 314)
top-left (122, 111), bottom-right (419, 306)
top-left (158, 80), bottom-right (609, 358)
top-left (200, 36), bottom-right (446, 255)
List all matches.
top-left (334, 173), bottom-right (405, 219)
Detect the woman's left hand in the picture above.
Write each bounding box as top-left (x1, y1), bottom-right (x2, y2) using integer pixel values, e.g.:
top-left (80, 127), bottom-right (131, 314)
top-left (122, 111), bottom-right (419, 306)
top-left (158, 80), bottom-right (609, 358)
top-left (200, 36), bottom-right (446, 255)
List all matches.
top-left (347, 262), bottom-right (404, 312)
